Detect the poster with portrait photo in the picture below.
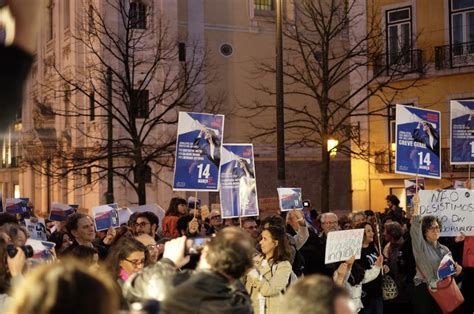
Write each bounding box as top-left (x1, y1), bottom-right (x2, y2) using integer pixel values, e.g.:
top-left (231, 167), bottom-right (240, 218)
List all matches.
top-left (92, 203), bottom-right (120, 231)
top-left (277, 188), bottom-right (303, 212)
top-left (396, 105), bottom-right (441, 179)
top-left (4, 198), bottom-right (31, 214)
top-left (450, 100), bottom-right (474, 164)
top-left (173, 112), bottom-right (225, 191)
top-left (404, 178), bottom-right (425, 209)
top-left (49, 203), bottom-right (76, 222)
top-left (219, 144), bottom-right (259, 219)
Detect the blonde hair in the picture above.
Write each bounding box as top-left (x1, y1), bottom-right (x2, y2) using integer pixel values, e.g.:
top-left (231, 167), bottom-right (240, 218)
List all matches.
top-left (8, 259), bottom-right (119, 314)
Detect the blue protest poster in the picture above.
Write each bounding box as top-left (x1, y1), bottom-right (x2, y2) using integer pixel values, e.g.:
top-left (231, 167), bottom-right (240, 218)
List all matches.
top-left (450, 100), bottom-right (474, 164)
top-left (5, 198), bottom-right (31, 214)
top-left (404, 178), bottom-right (425, 209)
top-left (92, 203), bottom-right (119, 231)
top-left (173, 112), bottom-right (225, 191)
top-left (49, 203), bottom-right (76, 222)
top-left (277, 188), bottom-right (303, 212)
top-left (395, 105), bottom-right (441, 179)
top-left (219, 144), bottom-right (259, 218)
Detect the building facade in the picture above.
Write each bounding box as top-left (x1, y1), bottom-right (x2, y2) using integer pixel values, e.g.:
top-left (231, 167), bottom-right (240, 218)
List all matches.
top-left (355, 0), bottom-right (474, 212)
top-left (18, 0), bottom-right (352, 215)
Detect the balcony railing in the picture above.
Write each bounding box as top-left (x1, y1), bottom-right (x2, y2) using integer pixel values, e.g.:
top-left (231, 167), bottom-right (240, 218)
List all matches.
top-left (374, 49), bottom-right (424, 76)
top-left (435, 41), bottom-right (474, 70)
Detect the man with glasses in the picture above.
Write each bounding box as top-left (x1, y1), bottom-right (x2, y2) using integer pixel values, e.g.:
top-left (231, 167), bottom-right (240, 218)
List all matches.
top-left (134, 212), bottom-right (159, 240)
top-left (242, 217), bottom-right (259, 241)
top-left (135, 233), bottom-right (160, 264)
top-left (206, 210), bottom-right (223, 235)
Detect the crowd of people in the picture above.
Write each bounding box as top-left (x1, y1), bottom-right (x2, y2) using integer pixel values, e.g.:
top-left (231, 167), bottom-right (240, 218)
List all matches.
top-left (0, 194), bottom-right (472, 314)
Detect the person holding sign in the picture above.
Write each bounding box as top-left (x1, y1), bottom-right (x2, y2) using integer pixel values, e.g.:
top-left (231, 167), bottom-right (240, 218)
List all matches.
top-left (245, 226), bottom-right (293, 314)
top-left (355, 222), bottom-right (384, 314)
top-left (334, 255), bottom-right (383, 313)
top-left (411, 203), bottom-right (463, 314)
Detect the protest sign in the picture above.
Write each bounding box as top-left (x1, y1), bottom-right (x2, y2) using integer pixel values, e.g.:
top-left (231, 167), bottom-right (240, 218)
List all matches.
top-left (173, 112), bottom-right (225, 191)
top-left (450, 100), bottom-right (474, 164)
top-left (25, 218), bottom-right (48, 241)
top-left (396, 105), bottom-right (441, 179)
top-left (49, 203), bottom-right (76, 221)
top-left (130, 204), bottom-right (165, 228)
top-left (277, 188), bottom-right (303, 212)
top-left (454, 179), bottom-right (474, 189)
top-left (5, 198), bottom-right (30, 214)
top-left (118, 207), bottom-right (133, 226)
top-left (219, 144), bottom-right (259, 218)
top-left (325, 229), bottom-right (364, 264)
top-left (26, 239), bottom-right (56, 264)
top-left (404, 178), bottom-right (425, 209)
top-left (92, 203), bottom-right (119, 231)
top-left (419, 189), bottom-right (474, 236)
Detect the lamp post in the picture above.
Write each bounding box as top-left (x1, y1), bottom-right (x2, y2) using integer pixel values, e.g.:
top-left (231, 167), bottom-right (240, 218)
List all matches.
top-left (276, 0), bottom-right (285, 186)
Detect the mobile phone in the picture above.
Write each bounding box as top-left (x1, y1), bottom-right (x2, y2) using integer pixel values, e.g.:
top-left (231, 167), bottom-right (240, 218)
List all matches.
top-left (186, 236), bottom-right (209, 255)
top-left (303, 200), bottom-right (311, 207)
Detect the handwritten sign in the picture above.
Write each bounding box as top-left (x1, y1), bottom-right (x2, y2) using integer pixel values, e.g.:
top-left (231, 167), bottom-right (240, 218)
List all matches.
top-left (325, 229), bottom-right (364, 264)
top-left (419, 190), bottom-right (474, 236)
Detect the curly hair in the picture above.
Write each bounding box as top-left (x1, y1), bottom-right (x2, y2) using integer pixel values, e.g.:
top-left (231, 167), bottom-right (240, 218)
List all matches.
top-left (205, 227), bottom-right (254, 279)
top-left (421, 215), bottom-right (442, 241)
top-left (0, 237), bottom-right (12, 294)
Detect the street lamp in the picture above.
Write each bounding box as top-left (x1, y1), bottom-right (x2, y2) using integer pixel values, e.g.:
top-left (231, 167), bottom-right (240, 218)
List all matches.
top-left (327, 138), bottom-right (339, 158)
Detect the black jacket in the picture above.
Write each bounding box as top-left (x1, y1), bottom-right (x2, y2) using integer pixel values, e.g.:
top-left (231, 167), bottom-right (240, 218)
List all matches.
top-left (160, 270), bottom-right (252, 314)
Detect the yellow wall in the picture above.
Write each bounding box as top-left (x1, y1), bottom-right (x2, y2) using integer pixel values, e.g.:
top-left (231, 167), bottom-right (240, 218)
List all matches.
top-left (366, 0), bottom-right (474, 212)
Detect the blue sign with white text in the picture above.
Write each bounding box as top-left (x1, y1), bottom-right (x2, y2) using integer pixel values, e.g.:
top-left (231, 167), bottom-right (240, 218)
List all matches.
top-left (173, 112), bottom-right (225, 191)
top-left (219, 144), bottom-right (259, 218)
top-left (450, 100), bottom-right (474, 164)
top-left (396, 105), bottom-right (441, 179)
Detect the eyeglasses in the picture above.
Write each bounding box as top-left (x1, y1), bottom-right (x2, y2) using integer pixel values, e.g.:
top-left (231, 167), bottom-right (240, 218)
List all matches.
top-left (322, 221), bottom-right (338, 225)
top-left (134, 222), bottom-right (151, 228)
top-left (210, 215), bottom-right (221, 220)
top-left (124, 258), bottom-right (145, 267)
top-left (146, 244), bottom-right (163, 251)
top-left (428, 225), bottom-right (440, 231)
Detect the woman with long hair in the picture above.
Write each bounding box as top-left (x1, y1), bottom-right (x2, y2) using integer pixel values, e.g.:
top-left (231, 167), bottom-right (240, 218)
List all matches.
top-left (245, 226), bottom-right (293, 314)
top-left (355, 222), bottom-right (384, 314)
top-left (162, 197), bottom-right (187, 238)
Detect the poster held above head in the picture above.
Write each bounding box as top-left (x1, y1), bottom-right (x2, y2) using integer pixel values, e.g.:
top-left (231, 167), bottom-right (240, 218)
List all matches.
top-left (92, 203), bottom-right (120, 231)
top-left (49, 203), bottom-right (76, 222)
top-left (419, 189), bottom-right (474, 236)
top-left (277, 188), bottom-right (303, 212)
top-left (5, 198), bottom-right (31, 214)
top-left (219, 144), bottom-right (259, 219)
top-left (395, 104), bottom-right (441, 179)
top-left (450, 100), bottom-right (474, 164)
top-left (173, 112), bottom-right (225, 191)
top-left (325, 229), bottom-right (365, 264)
top-left (405, 178), bottom-right (425, 209)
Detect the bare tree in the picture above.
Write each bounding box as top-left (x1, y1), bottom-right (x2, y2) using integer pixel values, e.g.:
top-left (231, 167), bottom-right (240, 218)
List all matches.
top-left (243, 0), bottom-right (425, 212)
top-left (23, 0), bottom-right (221, 205)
